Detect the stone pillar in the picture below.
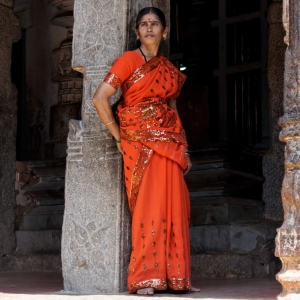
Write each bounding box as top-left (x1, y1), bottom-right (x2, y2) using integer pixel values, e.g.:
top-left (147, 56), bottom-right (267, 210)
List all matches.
top-left (275, 0), bottom-right (300, 298)
top-left (49, 0), bottom-right (83, 157)
top-left (0, 1), bottom-right (19, 256)
top-left (262, 0), bottom-right (285, 221)
top-left (62, 0), bottom-right (170, 293)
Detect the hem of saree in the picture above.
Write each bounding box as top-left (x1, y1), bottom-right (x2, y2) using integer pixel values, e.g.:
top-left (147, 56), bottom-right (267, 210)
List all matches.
top-left (128, 277), bottom-right (191, 293)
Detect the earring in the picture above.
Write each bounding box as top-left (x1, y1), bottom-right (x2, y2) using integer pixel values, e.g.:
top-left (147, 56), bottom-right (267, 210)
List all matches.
top-left (163, 36), bottom-right (167, 40)
top-left (136, 36), bottom-right (139, 40)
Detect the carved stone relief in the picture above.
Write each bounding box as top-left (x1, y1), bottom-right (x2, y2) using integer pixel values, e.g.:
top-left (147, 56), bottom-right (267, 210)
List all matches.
top-left (62, 0), bottom-right (130, 293)
top-left (276, 0), bottom-right (300, 298)
top-left (49, 0), bottom-right (83, 155)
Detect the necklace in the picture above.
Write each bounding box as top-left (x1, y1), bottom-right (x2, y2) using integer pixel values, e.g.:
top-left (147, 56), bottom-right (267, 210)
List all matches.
top-left (139, 47), bottom-right (148, 62)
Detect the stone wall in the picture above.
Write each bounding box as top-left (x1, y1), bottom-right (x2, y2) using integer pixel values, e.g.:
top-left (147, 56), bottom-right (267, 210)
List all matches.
top-left (275, 0), bottom-right (300, 298)
top-left (0, 1), bottom-right (19, 256)
top-left (262, 0), bottom-right (285, 221)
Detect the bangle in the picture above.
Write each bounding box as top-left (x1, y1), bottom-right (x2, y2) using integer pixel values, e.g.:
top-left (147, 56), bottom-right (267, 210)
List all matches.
top-left (105, 120), bottom-right (115, 125)
top-left (113, 137), bottom-right (121, 143)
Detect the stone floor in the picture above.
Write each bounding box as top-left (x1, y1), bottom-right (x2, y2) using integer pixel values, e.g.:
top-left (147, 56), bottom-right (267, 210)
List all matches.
top-left (0, 272), bottom-right (281, 300)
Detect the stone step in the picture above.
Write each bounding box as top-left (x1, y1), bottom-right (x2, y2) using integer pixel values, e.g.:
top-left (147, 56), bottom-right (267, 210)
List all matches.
top-left (18, 205), bottom-right (64, 230)
top-left (190, 220), bottom-right (281, 256)
top-left (186, 151), bottom-right (264, 199)
top-left (191, 253), bottom-right (281, 278)
top-left (0, 254), bottom-right (62, 272)
top-left (15, 230), bottom-right (61, 255)
top-left (26, 189), bottom-right (64, 206)
top-left (190, 196), bottom-right (264, 225)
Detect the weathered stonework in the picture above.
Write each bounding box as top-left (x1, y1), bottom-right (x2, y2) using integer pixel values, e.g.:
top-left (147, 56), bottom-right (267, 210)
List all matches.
top-left (263, 0), bottom-right (285, 221)
top-left (63, 0), bottom-right (170, 293)
top-left (276, 0), bottom-right (300, 298)
top-left (62, 0), bottom-right (130, 293)
top-left (0, 4), bottom-right (19, 257)
top-left (50, 0), bottom-right (83, 156)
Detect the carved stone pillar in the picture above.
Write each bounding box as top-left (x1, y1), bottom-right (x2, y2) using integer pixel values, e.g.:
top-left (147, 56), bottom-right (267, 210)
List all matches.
top-left (0, 0), bottom-right (19, 256)
top-left (275, 0), bottom-right (300, 298)
top-left (62, 0), bottom-right (169, 293)
top-left (49, 0), bottom-right (83, 157)
top-left (262, 0), bottom-right (285, 221)
top-left (61, 0), bottom-right (130, 293)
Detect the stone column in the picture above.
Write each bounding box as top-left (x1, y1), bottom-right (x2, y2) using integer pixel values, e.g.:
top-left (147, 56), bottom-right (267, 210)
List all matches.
top-left (61, 0), bottom-right (130, 293)
top-left (62, 0), bottom-right (170, 293)
top-left (275, 0), bottom-right (300, 298)
top-left (50, 0), bottom-right (83, 157)
top-left (262, 0), bottom-right (285, 221)
top-left (0, 0), bottom-right (19, 257)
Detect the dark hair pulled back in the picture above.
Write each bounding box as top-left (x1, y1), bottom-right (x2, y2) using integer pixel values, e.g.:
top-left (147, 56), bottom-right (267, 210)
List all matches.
top-left (135, 7), bottom-right (166, 29)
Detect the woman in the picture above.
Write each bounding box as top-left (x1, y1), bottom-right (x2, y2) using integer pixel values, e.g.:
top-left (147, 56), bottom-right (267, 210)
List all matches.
top-left (92, 7), bottom-right (199, 295)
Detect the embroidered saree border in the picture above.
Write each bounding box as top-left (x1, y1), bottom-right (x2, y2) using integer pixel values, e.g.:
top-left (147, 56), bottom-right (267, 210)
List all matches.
top-left (122, 55), bottom-right (162, 94)
top-left (103, 72), bottom-right (122, 89)
top-left (129, 145), bottom-right (153, 214)
top-left (120, 128), bottom-right (187, 144)
top-left (129, 277), bottom-right (191, 293)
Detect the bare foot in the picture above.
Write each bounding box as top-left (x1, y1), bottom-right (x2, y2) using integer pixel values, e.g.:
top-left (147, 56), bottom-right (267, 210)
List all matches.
top-left (191, 286), bottom-right (201, 292)
top-left (137, 287), bottom-right (155, 295)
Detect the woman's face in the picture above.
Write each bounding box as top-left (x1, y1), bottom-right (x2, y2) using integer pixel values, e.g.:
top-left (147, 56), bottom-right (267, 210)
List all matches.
top-left (135, 13), bottom-right (168, 47)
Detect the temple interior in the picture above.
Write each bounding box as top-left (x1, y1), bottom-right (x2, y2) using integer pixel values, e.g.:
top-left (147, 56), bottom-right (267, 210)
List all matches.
top-left (0, 0), bottom-right (288, 295)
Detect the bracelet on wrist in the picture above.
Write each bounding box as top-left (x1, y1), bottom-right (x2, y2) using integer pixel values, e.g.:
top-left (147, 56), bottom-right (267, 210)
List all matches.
top-left (113, 137), bottom-right (121, 143)
top-left (105, 120), bottom-right (115, 126)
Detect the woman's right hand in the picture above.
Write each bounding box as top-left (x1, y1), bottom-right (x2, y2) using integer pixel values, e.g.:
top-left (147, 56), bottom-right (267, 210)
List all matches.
top-left (116, 141), bottom-right (123, 155)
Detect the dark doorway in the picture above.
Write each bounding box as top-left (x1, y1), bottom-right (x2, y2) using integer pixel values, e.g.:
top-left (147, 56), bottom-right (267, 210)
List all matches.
top-left (170, 0), bottom-right (271, 201)
top-left (169, 0), bottom-right (282, 279)
top-left (170, 0), bottom-right (270, 149)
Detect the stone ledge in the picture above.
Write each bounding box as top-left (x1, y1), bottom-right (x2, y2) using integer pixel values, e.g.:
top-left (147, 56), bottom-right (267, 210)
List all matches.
top-left (190, 220), bottom-right (282, 255)
top-left (15, 230), bottom-right (61, 255)
top-left (191, 253), bottom-right (281, 278)
top-left (0, 254), bottom-right (62, 272)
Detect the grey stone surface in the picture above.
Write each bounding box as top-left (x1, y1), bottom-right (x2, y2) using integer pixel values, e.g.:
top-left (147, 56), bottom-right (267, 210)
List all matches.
top-left (229, 220), bottom-right (280, 255)
top-left (19, 205), bottom-right (64, 230)
top-left (262, 0), bottom-right (285, 221)
top-left (15, 230), bottom-right (61, 254)
top-left (275, 0), bottom-right (300, 296)
top-left (190, 197), bottom-right (264, 225)
top-left (190, 225), bottom-right (229, 254)
top-left (190, 220), bottom-right (281, 256)
top-left (0, 254), bottom-right (62, 271)
top-left (63, 0), bottom-right (130, 294)
top-left (191, 253), bottom-right (281, 278)
top-left (0, 4), bottom-right (19, 257)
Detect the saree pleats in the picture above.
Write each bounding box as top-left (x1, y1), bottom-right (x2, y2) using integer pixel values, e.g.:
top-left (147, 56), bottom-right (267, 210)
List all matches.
top-left (127, 151), bottom-right (191, 293)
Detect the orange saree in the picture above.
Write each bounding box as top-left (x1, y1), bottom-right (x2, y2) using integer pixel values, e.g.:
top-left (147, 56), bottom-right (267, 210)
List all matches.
top-left (103, 51), bottom-right (191, 293)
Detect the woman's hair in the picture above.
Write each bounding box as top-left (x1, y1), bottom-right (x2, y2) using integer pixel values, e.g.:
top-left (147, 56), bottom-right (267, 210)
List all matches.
top-left (135, 7), bottom-right (166, 29)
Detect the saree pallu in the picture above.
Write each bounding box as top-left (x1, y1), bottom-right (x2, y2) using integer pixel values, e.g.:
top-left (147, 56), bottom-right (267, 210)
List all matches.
top-left (104, 52), bottom-right (191, 293)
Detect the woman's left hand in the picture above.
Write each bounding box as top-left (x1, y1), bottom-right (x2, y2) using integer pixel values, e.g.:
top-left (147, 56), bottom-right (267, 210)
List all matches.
top-left (184, 154), bottom-right (192, 176)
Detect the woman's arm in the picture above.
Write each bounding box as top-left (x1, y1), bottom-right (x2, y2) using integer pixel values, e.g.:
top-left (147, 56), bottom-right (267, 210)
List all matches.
top-left (92, 82), bottom-right (123, 153)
